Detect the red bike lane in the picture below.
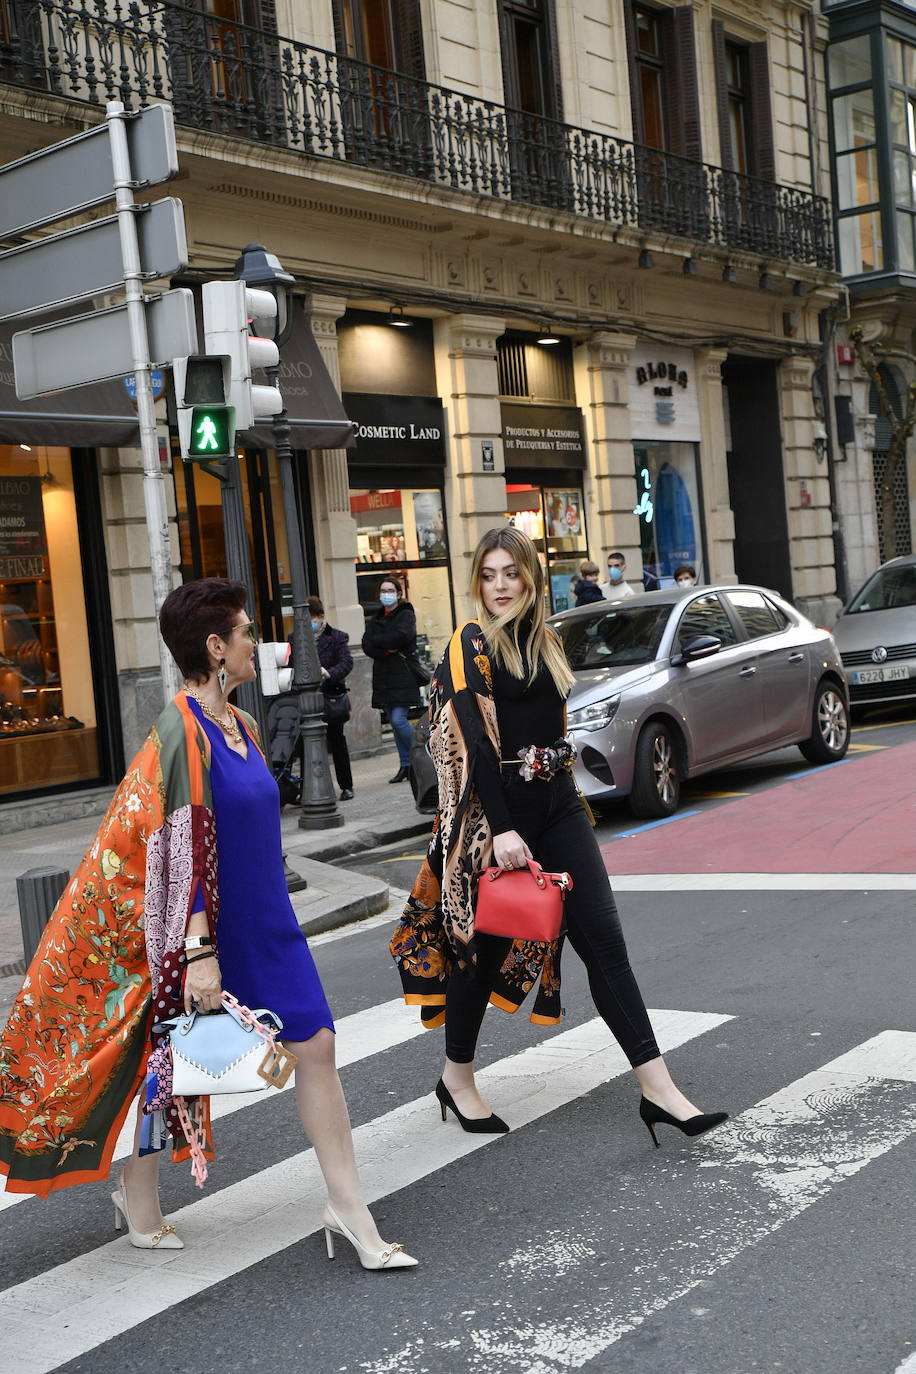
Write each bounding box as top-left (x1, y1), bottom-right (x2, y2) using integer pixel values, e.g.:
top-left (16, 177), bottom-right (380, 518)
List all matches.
top-left (600, 740), bottom-right (916, 874)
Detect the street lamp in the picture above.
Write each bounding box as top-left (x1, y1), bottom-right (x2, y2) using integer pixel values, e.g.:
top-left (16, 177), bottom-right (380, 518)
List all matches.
top-left (233, 244), bottom-right (342, 830)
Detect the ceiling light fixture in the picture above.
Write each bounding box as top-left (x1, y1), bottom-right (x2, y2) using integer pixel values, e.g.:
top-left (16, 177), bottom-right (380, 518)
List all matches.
top-left (537, 329), bottom-right (561, 345)
top-left (638, 248), bottom-right (654, 270)
top-left (682, 257), bottom-right (698, 277)
top-left (722, 264), bottom-right (737, 284)
top-left (388, 305), bottom-right (413, 328)
top-left (758, 271), bottom-right (774, 292)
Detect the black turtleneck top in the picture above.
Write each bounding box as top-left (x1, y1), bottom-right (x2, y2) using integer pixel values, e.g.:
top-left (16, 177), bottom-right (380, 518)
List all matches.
top-left (473, 623), bottom-right (567, 836)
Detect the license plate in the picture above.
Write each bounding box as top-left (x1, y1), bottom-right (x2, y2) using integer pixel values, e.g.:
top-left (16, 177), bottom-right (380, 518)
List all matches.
top-left (852, 665), bottom-right (910, 684)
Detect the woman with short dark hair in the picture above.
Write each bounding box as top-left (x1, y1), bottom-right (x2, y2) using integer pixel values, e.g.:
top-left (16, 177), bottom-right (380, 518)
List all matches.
top-left (0, 577), bottom-right (415, 1271)
top-left (361, 574), bottom-right (422, 784)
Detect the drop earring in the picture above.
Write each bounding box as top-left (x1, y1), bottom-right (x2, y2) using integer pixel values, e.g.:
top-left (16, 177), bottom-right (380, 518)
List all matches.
top-left (217, 658), bottom-right (228, 694)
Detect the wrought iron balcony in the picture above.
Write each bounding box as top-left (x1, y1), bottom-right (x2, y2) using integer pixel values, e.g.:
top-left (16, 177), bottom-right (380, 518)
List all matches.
top-left (0, 0), bottom-right (835, 270)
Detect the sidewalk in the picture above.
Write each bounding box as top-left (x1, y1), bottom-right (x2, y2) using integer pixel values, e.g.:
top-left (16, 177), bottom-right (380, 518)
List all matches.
top-left (0, 749), bottom-right (432, 1013)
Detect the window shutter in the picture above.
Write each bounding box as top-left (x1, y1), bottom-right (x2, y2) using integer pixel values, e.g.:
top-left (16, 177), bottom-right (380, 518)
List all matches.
top-left (330, 0), bottom-right (348, 56)
top-left (394, 0), bottom-right (427, 81)
top-left (623, 0), bottom-right (646, 145)
top-left (748, 41), bottom-right (776, 180)
top-left (712, 20), bottom-right (734, 171)
top-left (253, 0), bottom-right (277, 33)
top-left (543, 0), bottom-right (565, 123)
top-left (670, 6), bottom-right (702, 163)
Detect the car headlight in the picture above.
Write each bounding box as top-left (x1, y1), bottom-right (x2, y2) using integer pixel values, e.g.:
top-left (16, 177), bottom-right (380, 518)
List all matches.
top-left (567, 695), bottom-right (620, 732)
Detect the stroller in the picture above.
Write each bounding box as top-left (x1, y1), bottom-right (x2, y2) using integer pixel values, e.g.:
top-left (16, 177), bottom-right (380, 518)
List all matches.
top-left (408, 713), bottom-right (438, 815)
top-left (266, 693), bottom-right (302, 807)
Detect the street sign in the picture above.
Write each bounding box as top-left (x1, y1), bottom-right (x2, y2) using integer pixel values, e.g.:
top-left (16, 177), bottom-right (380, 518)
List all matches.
top-left (12, 288), bottom-right (196, 397)
top-left (123, 369), bottom-right (165, 401)
top-left (0, 198), bottom-right (188, 323)
top-left (0, 104), bottom-right (179, 241)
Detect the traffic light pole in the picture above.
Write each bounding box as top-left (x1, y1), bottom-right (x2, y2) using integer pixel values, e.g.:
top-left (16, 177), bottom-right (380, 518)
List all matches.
top-left (107, 102), bottom-right (181, 705)
top-left (267, 382), bottom-right (342, 831)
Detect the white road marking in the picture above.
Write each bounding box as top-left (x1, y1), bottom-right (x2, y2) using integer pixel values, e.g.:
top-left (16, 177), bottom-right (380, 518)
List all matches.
top-left (0, 996), bottom-right (423, 1216)
top-left (611, 873), bottom-right (916, 890)
top-left (360, 1029), bottom-right (916, 1374)
top-left (0, 1008), bottom-right (728, 1374)
top-left (892, 1353), bottom-right (916, 1373)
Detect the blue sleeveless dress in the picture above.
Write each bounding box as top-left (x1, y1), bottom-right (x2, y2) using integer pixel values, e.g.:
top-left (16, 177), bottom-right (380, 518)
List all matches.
top-left (187, 698), bottom-right (334, 1043)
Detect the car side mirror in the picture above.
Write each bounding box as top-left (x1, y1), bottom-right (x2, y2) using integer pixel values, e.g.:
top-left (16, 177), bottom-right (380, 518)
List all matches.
top-left (671, 634), bottom-right (722, 667)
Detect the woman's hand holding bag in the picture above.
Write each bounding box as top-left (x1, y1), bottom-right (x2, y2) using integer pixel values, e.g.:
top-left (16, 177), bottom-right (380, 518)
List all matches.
top-left (475, 857), bottom-right (574, 944)
top-left (183, 951), bottom-right (222, 1014)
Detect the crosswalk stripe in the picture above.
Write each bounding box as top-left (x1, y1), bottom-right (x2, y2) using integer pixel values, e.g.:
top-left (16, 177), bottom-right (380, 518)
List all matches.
top-left (0, 996), bottom-right (423, 1217)
top-left (0, 1007), bottom-right (728, 1374)
top-left (357, 1029), bottom-right (916, 1374)
top-left (611, 873), bottom-right (916, 890)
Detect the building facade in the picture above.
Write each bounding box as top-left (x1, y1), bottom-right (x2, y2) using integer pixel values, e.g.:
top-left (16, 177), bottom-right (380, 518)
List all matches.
top-left (0, 0), bottom-right (841, 818)
top-left (824, 0), bottom-right (916, 594)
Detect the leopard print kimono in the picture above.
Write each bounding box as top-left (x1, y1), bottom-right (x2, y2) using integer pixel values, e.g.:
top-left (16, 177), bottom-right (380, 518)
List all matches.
top-left (389, 621), bottom-right (563, 1029)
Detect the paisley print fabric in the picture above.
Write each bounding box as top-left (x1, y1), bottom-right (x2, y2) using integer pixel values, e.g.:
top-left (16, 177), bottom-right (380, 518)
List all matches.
top-left (0, 693), bottom-right (252, 1197)
top-left (390, 622), bottom-right (563, 1027)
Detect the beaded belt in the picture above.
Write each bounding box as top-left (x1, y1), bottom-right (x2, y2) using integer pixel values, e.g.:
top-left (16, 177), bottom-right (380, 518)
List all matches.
top-left (500, 737), bottom-right (577, 781)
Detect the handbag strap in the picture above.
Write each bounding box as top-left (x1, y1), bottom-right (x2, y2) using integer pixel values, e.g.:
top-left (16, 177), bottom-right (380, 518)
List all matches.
top-left (484, 858), bottom-right (573, 891)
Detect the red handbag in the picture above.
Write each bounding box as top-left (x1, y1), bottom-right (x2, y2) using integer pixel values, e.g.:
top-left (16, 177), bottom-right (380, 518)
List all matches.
top-left (474, 858), bottom-right (574, 943)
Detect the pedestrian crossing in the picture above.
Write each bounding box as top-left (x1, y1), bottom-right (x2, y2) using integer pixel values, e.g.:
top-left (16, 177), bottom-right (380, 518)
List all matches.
top-left (1, 989), bottom-right (913, 1374)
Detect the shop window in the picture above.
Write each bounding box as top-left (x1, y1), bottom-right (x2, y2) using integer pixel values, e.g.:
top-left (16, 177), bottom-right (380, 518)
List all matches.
top-left (351, 485), bottom-right (453, 664)
top-left (632, 441), bottom-right (704, 590)
top-left (505, 482), bottom-right (587, 612)
top-left (0, 447), bottom-right (100, 794)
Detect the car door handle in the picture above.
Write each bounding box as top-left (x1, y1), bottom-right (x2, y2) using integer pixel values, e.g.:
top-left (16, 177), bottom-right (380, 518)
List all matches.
top-left (738, 665), bottom-right (757, 677)
top-left (787, 652), bottom-right (805, 663)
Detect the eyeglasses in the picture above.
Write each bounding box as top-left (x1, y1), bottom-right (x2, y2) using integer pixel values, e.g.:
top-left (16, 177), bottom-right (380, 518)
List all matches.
top-left (224, 620), bottom-right (259, 643)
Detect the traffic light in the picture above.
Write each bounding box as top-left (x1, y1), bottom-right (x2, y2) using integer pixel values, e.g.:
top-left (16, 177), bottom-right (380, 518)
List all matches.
top-left (173, 354), bottom-right (235, 463)
top-left (257, 641), bottom-right (293, 695)
top-left (202, 280), bottom-right (283, 432)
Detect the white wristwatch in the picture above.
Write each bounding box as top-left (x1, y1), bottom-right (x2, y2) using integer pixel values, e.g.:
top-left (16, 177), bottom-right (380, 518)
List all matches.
top-left (184, 935), bottom-right (213, 951)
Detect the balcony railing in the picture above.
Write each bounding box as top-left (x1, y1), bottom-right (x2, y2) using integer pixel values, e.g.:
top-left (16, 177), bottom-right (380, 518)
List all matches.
top-left (0, 0), bottom-right (835, 270)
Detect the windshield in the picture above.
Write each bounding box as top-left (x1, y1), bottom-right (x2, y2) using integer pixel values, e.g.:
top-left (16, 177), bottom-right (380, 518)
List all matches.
top-left (554, 604), bottom-right (673, 670)
top-left (847, 563), bottom-right (916, 613)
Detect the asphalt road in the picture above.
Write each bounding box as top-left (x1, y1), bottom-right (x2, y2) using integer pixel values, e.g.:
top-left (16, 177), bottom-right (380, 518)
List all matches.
top-left (1, 706), bottom-right (915, 1374)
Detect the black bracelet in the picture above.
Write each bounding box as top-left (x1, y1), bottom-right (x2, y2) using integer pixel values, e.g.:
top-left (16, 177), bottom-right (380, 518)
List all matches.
top-left (185, 950), bottom-right (218, 965)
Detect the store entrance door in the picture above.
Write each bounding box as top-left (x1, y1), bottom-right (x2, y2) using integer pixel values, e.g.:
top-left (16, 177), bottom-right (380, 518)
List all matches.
top-left (723, 357), bottom-right (793, 600)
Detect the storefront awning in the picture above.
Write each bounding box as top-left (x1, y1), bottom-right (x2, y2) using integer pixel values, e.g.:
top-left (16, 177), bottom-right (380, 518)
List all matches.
top-left (245, 304), bottom-right (356, 451)
top-left (0, 319), bottom-right (141, 448)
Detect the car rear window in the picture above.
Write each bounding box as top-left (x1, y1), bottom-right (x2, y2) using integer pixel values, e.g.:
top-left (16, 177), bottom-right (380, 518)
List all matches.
top-left (555, 605), bottom-right (672, 669)
top-left (847, 564), bottom-right (916, 613)
top-left (728, 590), bottom-right (788, 638)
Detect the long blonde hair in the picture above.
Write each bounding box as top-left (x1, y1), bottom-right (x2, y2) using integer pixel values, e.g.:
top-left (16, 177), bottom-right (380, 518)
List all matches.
top-left (470, 526), bottom-right (575, 697)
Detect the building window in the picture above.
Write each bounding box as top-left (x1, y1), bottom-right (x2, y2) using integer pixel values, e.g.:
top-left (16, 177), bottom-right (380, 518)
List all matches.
top-left (887, 33), bottom-right (916, 275)
top-left (829, 33), bottom-right (884, 276)
top-left (634, 7), bottom-right (667, 150)
top-left (505, 483), bottom-right (588, 613)
top-left (712, 24), bottom-right (775, 181)
top-left (725, 43), bottom-right (750, 173)
top-left (497, 333), bottom-right (575, 403)
top-left (632, 441), bottom-right (704, 590)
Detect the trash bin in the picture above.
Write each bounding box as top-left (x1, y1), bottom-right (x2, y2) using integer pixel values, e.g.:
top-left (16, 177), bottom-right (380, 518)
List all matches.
top-left (17, 866), bottom-right (69, 966)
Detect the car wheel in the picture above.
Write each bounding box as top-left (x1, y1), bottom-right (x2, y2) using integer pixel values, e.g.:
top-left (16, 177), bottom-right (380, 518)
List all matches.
top-left (629, 720), bottom-right (681, 818)
top-left (798, 680), bottom-right (850, 765)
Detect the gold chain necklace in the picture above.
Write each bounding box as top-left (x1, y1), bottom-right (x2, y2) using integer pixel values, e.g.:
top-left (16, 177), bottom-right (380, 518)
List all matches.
top-left (184, 687), bottom-right (243, 746)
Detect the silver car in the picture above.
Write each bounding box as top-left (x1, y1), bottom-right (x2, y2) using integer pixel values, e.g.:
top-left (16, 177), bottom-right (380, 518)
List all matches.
top-left (831, 554), bottom-right (916, 715)
top-left (550, 584), bottom-right (850, 818)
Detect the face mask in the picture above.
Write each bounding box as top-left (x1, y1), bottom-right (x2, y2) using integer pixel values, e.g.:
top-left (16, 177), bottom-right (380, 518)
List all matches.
top-left (676, 577), bottom-right (695, 588)
top-left (608, 567), bottom-right (623, 583)
top-left (379, 591), bottom-right (398, 607)
top-left (310, 619), bottom-right (321, 634)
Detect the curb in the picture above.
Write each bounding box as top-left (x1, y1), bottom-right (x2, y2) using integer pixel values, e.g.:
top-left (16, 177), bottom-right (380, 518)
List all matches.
top-left (286, 816), bottom-right (433, 865)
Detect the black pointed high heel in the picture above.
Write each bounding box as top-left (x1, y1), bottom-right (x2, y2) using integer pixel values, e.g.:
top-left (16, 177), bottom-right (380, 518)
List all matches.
top-left (435, 1078), bottom-right (509, 1134)
top-left (639, 1096), bottom-right (728, 1148)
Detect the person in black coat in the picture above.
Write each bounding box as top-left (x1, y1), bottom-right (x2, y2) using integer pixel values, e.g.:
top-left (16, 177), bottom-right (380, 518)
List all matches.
top-left (361, 575), bottom-right (421, 783)
top-left (573, 560), bottom-right (605, 607)
top-left (309, 595), bottom-right (354, 801)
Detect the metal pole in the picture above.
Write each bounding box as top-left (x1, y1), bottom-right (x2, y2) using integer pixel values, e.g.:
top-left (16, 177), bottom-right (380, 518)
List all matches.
top-left (268, 379), bottom-right (342, 830)
top-left (106, 100), bottom-right (180, 705)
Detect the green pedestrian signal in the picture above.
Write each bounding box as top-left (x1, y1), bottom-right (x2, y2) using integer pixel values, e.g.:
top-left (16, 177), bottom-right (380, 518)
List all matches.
top-left (187, 405), bottom-right (234, 460)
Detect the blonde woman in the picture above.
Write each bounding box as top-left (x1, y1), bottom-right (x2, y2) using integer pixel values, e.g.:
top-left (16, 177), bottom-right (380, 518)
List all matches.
top-left (391, 527), bottom-right (726, 1146)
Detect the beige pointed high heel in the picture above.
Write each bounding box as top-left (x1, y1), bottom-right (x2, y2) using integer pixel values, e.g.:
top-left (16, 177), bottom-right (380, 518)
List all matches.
top-left (111, 1172), bottom-right (184, 1250)
top-left (323, 1204), bottom-right (417, 1270)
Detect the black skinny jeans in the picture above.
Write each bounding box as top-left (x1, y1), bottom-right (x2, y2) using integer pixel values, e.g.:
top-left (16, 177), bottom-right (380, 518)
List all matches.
top-left (325, 717), bottom-right (353, 791)
top-left (445, 772), bottom-right (660, 1068)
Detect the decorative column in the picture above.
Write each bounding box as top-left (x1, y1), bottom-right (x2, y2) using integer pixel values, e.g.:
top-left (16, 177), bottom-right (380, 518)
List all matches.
top-left (778, 354), bottom-right (841, 623)
top-left (694, 347), bottom-right (737, 582)
top-left (307, 293), bottom-right (379, 755)
top-left (572, 331), bottom-right (642, 573)
top-left (433, 314), bottom-right (507, 622)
